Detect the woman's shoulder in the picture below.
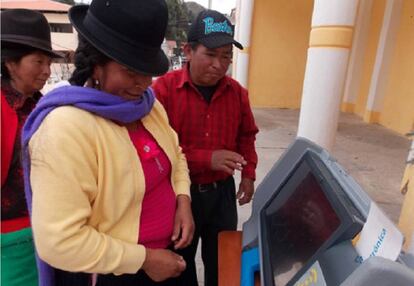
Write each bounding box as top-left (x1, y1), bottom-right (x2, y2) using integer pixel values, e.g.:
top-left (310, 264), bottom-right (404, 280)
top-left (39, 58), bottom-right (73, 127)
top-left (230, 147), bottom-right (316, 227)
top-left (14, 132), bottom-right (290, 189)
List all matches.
top-left (147, 99), bottom-right (169, 121)
top-left (39, 106), bottom-right (101, 139)
top-left (152, 98), bottom-right (164, 111)
top-left (47, 105), bottom-right (97, 122)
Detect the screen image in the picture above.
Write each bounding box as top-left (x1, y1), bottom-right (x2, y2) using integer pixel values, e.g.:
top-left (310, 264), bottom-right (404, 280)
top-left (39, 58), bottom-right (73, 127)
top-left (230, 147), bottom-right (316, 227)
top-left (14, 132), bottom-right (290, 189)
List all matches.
top-left (264, 162), bottom-right (341, 285)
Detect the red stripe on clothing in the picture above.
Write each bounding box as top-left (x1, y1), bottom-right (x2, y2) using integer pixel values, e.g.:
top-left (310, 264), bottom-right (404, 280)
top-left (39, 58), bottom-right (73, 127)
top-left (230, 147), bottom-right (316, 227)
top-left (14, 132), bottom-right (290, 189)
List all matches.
top-left (1, 216), bottom-right (31, 233)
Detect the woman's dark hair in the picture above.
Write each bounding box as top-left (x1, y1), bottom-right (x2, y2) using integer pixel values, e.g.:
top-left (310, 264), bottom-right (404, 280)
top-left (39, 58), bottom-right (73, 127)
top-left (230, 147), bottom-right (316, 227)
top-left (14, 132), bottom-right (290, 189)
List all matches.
top-left (69, 35), bottom-right (110, 86)
top-left (1, 42), bottom-right (37, 80)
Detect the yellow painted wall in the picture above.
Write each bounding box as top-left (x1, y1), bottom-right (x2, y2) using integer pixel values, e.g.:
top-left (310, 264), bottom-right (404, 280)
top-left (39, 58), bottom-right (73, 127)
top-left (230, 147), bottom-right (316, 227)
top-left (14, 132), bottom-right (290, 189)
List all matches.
top-left (399, 163), bottom-right (414, 251)
top-left (354, 0), bottom-right (386, 117)
top-left (379, 0), bottom-right (414, 134)
top-left (248, 0), bottom-right (313, 108)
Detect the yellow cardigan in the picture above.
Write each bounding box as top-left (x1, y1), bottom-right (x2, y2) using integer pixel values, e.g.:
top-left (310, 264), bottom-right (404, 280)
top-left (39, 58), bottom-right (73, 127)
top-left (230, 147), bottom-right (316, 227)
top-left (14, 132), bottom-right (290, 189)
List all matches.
top-left (29, 100), bottom-right (190, 275)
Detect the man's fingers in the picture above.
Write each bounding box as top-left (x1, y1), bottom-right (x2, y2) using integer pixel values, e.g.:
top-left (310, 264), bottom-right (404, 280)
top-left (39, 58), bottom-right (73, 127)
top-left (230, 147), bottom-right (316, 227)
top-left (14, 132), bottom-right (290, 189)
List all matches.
top-left (236, 188), bottom-right (243, 199)
top-left (238, 195), bottom-right (252, 206)
top-left (225, 160), bottom-right (243, 171)
top-left (220, 165), bottom-right (235, 175)
top-left (211, 150), bottom-right (247, 172)
top-left (238, 192), bottom-right (253, 205)
top-left (227, 153), bottom-right (246, 165)
top-left (237, 179), bottom-right (254, 206)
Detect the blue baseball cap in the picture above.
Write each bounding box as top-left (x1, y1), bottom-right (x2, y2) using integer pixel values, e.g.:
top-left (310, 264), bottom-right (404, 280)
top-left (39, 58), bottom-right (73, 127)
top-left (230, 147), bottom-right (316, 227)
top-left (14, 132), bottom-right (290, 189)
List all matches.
top-left (187, 9), bottom-right (243, 50)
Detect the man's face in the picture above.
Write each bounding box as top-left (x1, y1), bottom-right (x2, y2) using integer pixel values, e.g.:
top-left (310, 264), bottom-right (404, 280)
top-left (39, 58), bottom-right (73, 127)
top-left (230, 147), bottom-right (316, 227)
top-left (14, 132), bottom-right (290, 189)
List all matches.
top-left (185, 44), bottom-right (233, 87)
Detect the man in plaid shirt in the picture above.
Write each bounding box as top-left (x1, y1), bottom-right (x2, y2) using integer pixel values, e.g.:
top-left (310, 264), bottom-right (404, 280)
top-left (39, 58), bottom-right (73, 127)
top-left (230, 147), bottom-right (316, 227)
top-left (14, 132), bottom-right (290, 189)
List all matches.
top-left (153, 9), bottom-right (259, 286)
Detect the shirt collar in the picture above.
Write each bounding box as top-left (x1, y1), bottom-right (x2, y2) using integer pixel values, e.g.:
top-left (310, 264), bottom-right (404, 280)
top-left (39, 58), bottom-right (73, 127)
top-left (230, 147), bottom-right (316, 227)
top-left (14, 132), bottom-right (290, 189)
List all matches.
top-left (1, 78), bottom-right (41, 110)
top-left (177, 63), bottom-right (192, 88)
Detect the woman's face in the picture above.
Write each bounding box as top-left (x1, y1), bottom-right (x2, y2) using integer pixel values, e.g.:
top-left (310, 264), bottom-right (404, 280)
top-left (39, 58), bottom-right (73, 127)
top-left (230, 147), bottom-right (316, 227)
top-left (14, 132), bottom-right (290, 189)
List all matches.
top-left (6, 51), bottom-right (52, 96)
top-left (94, 61), bottom-right (152, 100)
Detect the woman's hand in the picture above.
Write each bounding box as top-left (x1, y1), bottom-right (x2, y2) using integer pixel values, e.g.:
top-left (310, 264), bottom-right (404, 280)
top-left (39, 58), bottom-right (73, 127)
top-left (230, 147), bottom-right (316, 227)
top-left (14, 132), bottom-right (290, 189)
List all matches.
top-left (172, 195), bottom-right (194, 249)
top-left (142, 248), bottom-right (186, 282)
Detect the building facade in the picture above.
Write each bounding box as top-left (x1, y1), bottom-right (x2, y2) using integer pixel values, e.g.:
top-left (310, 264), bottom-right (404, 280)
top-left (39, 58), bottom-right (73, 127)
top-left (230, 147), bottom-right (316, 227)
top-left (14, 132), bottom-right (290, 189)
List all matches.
top-left (233, 0), bottom-right (413, 251)
top-left (234, 0), bottom-right (413, 136)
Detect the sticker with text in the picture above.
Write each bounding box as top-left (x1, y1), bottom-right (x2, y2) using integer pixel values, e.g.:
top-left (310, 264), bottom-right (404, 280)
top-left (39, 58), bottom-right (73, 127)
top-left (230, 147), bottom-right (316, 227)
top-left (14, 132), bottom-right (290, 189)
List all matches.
top-left (354, 202), bottom-right (403, 263)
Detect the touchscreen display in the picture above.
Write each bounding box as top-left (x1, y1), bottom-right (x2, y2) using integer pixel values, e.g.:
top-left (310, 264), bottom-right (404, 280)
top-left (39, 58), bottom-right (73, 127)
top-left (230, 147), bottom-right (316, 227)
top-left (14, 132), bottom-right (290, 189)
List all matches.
top-left (265, 166), bottom-right (341, 285)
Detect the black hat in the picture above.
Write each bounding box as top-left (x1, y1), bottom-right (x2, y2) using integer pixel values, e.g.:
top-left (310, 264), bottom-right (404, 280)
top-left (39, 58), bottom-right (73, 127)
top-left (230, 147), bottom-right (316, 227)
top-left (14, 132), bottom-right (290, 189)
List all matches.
top-left (1, 9), bottom-right (62, 58)
top-left (69, 0), bottom-right (169, 76)
top-left (187, 9), bottom-right (243, 50)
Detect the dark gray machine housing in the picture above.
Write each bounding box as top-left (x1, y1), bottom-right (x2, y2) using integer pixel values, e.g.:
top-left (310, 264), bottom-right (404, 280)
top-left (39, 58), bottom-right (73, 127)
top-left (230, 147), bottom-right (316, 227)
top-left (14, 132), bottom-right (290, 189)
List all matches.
top-left (242, 137), bottom-right (371, 250)
top-left (241, 137), bottom-right (414, 285)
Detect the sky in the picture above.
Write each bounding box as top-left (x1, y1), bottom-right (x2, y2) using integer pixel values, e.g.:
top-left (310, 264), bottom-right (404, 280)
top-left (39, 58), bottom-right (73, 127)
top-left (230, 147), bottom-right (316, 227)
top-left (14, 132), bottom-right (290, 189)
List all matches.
top-left (79, 1), bottom-right (237, 15)
top-left (184, 0), bottom-right (236, 15)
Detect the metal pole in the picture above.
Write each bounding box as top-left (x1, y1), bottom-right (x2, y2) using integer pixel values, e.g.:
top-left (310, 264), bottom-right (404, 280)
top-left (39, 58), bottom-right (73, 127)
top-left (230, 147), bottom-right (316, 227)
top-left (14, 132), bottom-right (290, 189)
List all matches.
top-left (208, 0), bottom-right (212, 9)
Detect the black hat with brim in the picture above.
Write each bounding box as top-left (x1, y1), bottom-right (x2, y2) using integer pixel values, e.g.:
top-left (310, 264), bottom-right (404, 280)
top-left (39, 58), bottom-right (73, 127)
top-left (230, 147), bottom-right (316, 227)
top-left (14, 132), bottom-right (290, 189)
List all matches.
top-left (69, 1), bottom-right (169, 76)
top-left (1, 36), bottom-right (64, 58)
top-left (1, 9), bottom-right (63, 58)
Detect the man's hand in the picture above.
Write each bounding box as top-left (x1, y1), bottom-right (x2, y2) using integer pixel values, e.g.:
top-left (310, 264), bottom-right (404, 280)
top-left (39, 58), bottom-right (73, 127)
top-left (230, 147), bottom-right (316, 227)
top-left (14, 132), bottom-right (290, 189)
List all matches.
top-left (172, 195), bottom-right (194, 249)
top-left (236, 178), bottom-right (254, 206)
top-left (211, 150), bottom-right (247, 175)
top-left (142, 248), bottom-right (186, 282)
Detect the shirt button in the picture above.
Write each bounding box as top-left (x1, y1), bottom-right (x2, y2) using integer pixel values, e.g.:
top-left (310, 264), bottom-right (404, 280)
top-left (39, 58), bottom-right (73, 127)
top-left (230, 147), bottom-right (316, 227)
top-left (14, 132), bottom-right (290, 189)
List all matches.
top-left (206, 114), bottom-right (210, 119)
top-left (205, 132), bottom-right (209, 137)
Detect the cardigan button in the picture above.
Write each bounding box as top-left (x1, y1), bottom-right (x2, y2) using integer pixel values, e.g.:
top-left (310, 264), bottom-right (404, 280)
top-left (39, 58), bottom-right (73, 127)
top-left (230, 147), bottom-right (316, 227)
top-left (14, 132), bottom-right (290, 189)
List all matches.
top-left (143, 145), bottom-right (150, 152)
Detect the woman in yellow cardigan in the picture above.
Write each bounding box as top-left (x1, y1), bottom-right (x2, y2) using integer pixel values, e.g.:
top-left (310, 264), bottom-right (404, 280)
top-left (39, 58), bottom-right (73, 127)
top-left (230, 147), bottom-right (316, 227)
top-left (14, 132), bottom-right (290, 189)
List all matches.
top-left (22, 0), bottom-right (194, 285)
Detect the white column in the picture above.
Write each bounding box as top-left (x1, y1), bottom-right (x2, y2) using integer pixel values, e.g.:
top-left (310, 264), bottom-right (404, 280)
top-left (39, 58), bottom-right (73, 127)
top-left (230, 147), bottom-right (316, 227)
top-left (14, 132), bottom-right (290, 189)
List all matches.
top-left (342, 0), bottom-right (373, 111)
top-left (365, 0), bottom-right (402, 122)
top-left (297, 0), bottom-right (358, 151)
top-left (234, 0), bottom-right (255, 88)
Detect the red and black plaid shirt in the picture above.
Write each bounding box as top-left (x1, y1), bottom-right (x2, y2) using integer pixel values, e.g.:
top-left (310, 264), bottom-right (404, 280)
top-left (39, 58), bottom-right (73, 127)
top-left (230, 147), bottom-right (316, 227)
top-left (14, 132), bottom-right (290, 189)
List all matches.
top-left (153, 65), bottom-right (258, 184)
top-left (1, 79), bottom-right (40, 222)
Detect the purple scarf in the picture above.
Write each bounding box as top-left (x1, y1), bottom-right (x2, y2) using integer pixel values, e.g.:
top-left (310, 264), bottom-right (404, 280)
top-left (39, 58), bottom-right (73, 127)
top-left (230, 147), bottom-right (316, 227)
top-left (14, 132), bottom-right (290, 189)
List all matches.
top-left (21, 85), bottom-right (155, 286)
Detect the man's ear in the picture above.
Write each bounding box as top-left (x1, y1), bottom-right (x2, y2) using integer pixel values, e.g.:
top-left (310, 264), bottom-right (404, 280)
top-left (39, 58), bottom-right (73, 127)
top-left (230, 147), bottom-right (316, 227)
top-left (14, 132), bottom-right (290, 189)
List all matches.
top-left (183, 44), bottom-right (193, 61)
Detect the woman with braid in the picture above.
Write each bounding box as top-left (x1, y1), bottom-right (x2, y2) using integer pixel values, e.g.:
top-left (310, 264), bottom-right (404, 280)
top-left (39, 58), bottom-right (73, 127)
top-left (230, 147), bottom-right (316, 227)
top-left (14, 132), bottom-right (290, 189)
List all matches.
top-left (21, 0), bottom-right (194, 285)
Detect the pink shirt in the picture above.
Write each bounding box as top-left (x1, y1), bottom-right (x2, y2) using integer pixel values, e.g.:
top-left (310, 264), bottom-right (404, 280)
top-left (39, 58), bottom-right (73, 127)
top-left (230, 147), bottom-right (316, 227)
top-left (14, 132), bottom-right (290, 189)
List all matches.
top-left (128, 123), bottom-right (176, 249)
